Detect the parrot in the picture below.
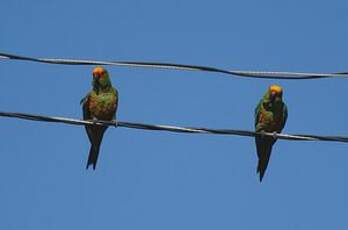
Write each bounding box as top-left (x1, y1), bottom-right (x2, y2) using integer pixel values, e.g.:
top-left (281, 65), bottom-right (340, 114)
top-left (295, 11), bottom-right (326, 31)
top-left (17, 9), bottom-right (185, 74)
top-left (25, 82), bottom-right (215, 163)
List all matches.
top-left (254, 85), bottom-right (287, 182)
top-left (80, 66), bottom-right (118, 170)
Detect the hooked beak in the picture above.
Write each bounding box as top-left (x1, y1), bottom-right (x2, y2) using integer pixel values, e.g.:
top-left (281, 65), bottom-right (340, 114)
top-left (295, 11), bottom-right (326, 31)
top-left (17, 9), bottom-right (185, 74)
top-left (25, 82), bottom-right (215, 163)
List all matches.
top-left (93, 73), bottom-right (102, 89)
top-left (270, 91), bottom-right (276, 102)
top-left (93, 73), bottom-right (102, 84)
top-left (93, 73), bottom-right (101, 80)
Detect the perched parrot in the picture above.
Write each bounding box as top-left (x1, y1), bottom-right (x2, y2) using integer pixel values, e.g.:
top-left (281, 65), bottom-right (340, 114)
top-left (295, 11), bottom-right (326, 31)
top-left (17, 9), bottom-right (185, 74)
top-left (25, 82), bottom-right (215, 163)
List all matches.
top-left (80, 66), bottom-right (118, 170)
top-left (254, 85), bottom-right (287, 182)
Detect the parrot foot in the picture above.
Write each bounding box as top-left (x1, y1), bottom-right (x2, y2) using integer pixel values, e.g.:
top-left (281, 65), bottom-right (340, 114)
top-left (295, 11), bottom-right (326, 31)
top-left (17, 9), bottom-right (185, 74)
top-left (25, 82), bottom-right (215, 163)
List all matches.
top-left (90, 117), bottom-right (107, 127)
top-left (91, 117), bottom-right (98, 125)
top-left (259, 130), bottom-right (266, 138)
top-left (272, 131), bottom-right (278, 140)
top-left (258, 131), bottom-right (278, 140)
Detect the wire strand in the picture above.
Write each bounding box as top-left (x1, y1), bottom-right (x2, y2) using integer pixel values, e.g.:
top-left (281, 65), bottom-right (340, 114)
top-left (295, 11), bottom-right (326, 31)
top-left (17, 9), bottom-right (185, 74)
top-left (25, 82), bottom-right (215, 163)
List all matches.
top-left (1, 52), bottom-right (348, 80)
top-left (1, 111), bottom-right (348, 143)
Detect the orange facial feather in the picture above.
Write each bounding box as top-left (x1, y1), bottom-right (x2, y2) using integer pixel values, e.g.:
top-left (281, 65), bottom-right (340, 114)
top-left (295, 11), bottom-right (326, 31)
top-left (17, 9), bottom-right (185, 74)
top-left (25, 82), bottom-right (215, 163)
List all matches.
top-left (269, 85), bottom-right (283, 94)
top-left (92, 66), bottom-right (106, 76)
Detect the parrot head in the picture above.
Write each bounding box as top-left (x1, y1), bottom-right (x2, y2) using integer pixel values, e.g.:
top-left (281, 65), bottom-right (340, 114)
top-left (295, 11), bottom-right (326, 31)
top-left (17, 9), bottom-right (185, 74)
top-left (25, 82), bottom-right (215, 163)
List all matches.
top-left (92, 66), bottom-right (112, 92)
top-left (267, 84), bottom-right (283, 103)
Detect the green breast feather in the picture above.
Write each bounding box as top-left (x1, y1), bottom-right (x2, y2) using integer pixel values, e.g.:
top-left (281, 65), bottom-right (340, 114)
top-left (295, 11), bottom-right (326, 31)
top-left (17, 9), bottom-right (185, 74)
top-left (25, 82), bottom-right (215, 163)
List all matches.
top-left (255, 99), bottom-right (287, 133)
top-left (87, 88), bottom-right (118, 120)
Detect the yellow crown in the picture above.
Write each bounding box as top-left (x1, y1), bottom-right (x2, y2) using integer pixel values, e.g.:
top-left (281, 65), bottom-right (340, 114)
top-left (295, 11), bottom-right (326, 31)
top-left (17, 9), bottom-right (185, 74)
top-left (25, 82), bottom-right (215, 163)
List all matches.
top-left (92, 66), bottom-right (106, 75)
top-left (269, 85), bottom-right (283, 94)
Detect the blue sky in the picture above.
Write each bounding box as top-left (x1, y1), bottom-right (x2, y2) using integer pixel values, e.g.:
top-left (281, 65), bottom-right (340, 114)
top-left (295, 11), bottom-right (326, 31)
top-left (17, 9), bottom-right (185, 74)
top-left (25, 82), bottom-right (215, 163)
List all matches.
top-left (1, 0), bottom-right (348, 229)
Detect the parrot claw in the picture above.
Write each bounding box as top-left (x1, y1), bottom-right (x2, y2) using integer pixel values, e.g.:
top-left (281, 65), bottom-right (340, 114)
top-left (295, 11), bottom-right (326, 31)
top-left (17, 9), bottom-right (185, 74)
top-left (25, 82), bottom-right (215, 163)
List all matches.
top-left (259, 130), bottom-right (266, 138)
top-left (272, 132), bottom-right (278, 140)
top-left (89, 117), bottom-right (100, 126)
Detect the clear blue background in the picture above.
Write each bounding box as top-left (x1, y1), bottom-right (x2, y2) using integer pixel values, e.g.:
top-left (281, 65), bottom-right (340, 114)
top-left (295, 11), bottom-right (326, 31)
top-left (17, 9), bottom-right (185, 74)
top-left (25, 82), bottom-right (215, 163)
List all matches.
top-left (1, 0), bottom-right (348, 229)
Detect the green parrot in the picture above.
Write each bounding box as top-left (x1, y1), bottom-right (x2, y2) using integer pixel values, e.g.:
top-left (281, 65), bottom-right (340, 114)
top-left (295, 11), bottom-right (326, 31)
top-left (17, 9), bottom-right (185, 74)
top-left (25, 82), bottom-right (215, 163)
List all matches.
top-left (254, 85), bottom-right (287, 182)
top-left (80, 66), bottom-right (118, 170)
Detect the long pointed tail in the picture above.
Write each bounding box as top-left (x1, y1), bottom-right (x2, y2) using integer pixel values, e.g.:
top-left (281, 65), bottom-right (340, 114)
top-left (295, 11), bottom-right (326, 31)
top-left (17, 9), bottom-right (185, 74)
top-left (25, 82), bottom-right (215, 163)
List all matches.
top-left (255, 136), bottom-right (275, 182)
top-left (86, 143), bottom-right (101, 170)
top-left (85, 126), bottom-right (106, 170)
top-left (257, 153), bottom-right (271, 182)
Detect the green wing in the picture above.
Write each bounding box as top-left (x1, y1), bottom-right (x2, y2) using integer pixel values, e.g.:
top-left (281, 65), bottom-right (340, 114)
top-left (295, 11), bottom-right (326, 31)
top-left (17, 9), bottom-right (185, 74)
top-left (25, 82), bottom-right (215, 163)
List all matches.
top-left (112, 87), bottom-right (119, 120)
top-left (281, 103), bottom-right (288, 129)
top-left (80, 93), bottom-right (91, 120)
top-left (254, 99), bottom-right (263, 128)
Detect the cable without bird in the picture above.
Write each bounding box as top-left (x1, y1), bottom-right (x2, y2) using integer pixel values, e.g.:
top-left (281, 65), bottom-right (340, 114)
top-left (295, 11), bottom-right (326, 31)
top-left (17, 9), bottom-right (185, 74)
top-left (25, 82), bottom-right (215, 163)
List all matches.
top-left (1, 52), bottom-right (348, 80)
top-left (1, 111), bottom-right (348, 143)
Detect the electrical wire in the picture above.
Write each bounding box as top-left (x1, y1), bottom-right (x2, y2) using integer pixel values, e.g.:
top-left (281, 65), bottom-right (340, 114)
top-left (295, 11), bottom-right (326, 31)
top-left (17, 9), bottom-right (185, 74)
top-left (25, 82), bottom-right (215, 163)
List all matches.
top-left (1, 111), bottom-right (348, 143)
top-left (1, 52), bottom-right (348, 80)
